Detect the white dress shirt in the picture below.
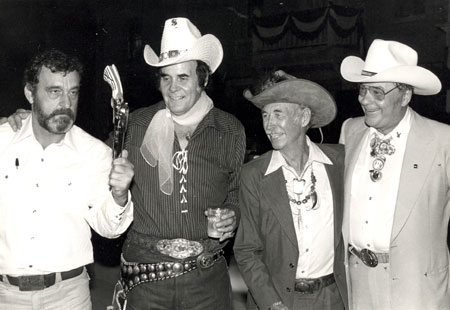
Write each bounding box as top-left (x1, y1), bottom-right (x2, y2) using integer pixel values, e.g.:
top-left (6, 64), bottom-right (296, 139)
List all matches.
top-left (349, 108), bottom-right (412, 252)
top-left (265, 137), bottom-right (334, 278)
top-left (0, 115), bottom-right (133, 275)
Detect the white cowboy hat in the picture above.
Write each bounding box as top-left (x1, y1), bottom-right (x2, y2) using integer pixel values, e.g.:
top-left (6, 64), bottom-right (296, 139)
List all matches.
top-left (243, 70), bottom-right (336, 128)
top-left (144, 17), bottom-right (223, 73)
top-left (340, 39), bottom-right (441, 95)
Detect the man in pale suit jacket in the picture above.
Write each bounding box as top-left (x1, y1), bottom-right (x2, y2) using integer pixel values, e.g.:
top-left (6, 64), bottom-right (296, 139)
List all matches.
top-left (339, 39), bottom-right (450, 309)
top-left (234, 70), bottom-right (348, 310)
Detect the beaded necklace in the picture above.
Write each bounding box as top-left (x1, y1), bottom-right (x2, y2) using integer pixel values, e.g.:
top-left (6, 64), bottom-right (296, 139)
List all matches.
top-left (287, 165), bottom-right (318, 229)
top-left (288, 167), bottom-right (318, 211)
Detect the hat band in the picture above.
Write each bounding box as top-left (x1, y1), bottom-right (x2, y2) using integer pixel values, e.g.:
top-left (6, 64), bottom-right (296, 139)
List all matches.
top-left (159, 49), bottom-right (188, 62)
top-left (361, 70), bottom-right (376, 77)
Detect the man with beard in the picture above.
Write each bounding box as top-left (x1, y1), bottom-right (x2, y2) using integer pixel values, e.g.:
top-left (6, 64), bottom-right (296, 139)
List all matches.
top-left (0, 49), bottom-right (135, 310)
top-left (1, 18), bottom-right (244, 309)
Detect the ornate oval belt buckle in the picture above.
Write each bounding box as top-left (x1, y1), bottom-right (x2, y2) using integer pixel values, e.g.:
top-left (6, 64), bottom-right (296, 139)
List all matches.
top-left (360, 249), bottom-right (378, 267)
top-left (197, 252), bottom-right (214, 269)
top-left (156, 238), bottom-right (203, 259)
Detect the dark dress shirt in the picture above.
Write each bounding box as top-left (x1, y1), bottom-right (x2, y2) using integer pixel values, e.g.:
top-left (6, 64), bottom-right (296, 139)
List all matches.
top-left (124, 101), bottom-right (246, 242)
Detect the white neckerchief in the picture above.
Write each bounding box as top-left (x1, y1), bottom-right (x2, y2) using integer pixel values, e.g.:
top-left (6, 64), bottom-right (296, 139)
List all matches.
top-left (140, 91), bottom-right (213, 195)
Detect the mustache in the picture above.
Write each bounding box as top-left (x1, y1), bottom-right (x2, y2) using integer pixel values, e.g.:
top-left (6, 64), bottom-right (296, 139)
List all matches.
top-left (48, 108), bottom-right (75, 120)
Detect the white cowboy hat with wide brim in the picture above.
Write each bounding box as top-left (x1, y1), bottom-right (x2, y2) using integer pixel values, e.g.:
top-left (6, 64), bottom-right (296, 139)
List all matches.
top-left (144, 17), bottom-right (223, 73)
top-left (243, 71), bottom-right (337, 128)
top-left (340, 39), bottom-right (441, 95)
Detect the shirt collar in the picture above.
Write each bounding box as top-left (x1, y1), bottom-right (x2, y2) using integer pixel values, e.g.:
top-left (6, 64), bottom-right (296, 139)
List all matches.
top-left (265, 136), bottom-right (332, 176)
top-left (370, 107), bottom-right (412, 141)
top-left (11, 114), bottom-right (77, 151)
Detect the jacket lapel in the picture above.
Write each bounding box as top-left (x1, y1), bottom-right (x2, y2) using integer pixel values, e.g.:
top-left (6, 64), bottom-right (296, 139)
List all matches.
top-left (260, 168), bottom-right (298, 247)
top-left (391, 111), bottom-right (435, 241)
top-left (342, 121), bottom-right (370, 243)
top-left (324, 161), bottom-right (343, 249)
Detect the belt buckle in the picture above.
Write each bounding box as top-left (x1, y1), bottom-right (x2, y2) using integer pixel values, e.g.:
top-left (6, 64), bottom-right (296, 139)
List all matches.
top-left (197, 252), bottom-right (214, 269)
top-left (295, 280), bottom-right (314, 294)
top-left (156, 238), bottom-right (204, 259)
top-left (17, 275), bottom-right (46, 291)
top-left (360, 249), bottom-right (378, 267)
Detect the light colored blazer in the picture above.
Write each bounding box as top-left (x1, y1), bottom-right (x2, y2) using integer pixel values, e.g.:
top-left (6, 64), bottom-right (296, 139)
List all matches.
top-left (340, 109), bottom-right (450, 309)
top-left (234, 144), bottom-right (348, 310)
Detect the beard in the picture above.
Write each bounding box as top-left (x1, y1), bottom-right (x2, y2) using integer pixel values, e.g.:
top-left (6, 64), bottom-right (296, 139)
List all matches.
top-left (33, 98), bottom-right (76, 134)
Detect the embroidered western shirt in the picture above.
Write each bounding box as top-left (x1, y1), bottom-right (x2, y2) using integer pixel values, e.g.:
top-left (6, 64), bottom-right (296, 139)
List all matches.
top-left (124, 102), bottom-right (245, 242)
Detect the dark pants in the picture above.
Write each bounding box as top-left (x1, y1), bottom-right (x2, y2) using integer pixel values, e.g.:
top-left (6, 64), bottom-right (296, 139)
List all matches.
top-left (292, 281), bottom-right (345, 310)
top-left (122, 232), bottom-right (232, 310)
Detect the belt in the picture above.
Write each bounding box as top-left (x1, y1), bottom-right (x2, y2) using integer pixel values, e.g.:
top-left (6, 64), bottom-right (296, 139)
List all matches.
top-left (126, 230), bottom-right (222, 254)
top-left (294, 273), bottom-right (335, 294)
top-left (120, 249), bottom-right (224, 294)
top-left (0, 267), bottom-right (84, 291)
top-left (349, 245), bottom-right (389, 267)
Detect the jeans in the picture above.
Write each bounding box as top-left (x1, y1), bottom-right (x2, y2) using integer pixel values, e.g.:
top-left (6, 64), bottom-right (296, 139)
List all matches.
top-left (122, 233), bottom-right (232, 310)
top-left (0, 268), bottom-right (92, 310)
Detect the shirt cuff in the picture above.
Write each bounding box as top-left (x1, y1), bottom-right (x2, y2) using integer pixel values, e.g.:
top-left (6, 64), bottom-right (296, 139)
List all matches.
top-left (108, 190), bottom-right (132, 221)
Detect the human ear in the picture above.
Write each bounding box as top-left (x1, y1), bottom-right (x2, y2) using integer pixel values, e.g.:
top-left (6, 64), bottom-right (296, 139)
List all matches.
top-left (401, 88), bottom-right (412, 107)
top-left (24, 84), bottom-right (34, 105)
top-left (301, 107), bottom-right (311, 127)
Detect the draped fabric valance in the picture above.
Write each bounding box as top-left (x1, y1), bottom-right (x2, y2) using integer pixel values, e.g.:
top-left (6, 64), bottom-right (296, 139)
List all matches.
top-left (253, 3), bottom-right (363, 45)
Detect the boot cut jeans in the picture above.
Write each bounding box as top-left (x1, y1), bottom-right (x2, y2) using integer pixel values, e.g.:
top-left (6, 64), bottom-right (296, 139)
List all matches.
top-left (122, 234), bottom-right (232, 310)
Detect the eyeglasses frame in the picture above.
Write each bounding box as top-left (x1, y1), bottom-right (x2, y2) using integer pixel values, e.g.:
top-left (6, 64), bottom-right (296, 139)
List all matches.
top-left (358, 83), bottom-right (399, 101)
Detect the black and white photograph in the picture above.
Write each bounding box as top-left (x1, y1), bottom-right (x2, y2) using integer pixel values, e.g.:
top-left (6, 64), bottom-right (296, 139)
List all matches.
top-left (0, 1), bottom-right (449, 309)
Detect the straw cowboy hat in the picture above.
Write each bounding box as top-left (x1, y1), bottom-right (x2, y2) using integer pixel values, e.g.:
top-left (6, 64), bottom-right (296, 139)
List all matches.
top-left (243, 70), bottom-right (337, 128)
top-left (340, 39), bottom-right (441, 95)
top-left (144, 17), bottom-right (223, 73)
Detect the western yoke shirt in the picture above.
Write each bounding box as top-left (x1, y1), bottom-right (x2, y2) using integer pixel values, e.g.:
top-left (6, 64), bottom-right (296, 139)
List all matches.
top-left (125, 101), bottom-right (246, 242)
top-left (265, 138), bottom-right (334, 279)
top-left (0, 115), bottom-right (133, 275)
